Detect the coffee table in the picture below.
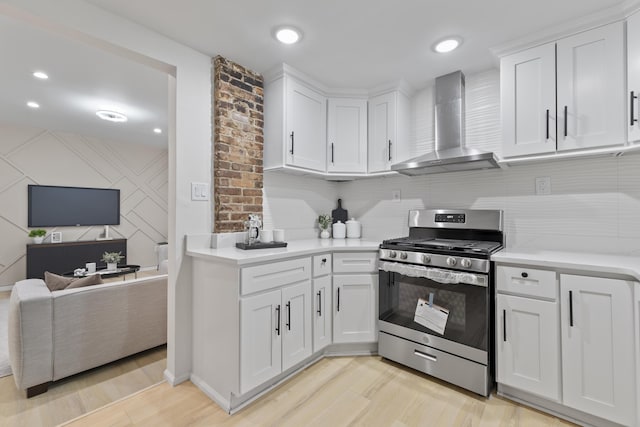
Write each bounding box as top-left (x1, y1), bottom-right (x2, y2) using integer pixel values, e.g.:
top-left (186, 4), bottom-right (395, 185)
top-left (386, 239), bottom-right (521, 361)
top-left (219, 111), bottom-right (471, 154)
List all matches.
top-left (63, 264), bottom-right (141, 281)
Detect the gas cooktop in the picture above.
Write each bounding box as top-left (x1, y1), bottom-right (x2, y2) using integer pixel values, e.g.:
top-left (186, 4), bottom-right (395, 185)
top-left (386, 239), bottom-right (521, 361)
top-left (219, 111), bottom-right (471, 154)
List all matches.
top-left (382, 237), bottom-right (503, 255)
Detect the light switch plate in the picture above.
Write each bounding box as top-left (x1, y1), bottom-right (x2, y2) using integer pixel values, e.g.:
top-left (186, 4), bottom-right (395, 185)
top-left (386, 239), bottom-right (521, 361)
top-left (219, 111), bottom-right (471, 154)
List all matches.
top-left (191, 182), bottom-right (210, 201)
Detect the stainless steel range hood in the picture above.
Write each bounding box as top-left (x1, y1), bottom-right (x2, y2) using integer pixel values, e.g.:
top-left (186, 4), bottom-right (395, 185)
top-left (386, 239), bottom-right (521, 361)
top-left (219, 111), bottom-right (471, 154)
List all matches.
top-left (391, 71), bottom-right (499, 175)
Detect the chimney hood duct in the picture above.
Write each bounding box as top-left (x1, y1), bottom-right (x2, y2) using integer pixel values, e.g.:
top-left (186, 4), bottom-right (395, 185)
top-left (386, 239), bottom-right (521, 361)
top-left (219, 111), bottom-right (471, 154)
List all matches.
top-left (391, 70), bottom-right (500, 175)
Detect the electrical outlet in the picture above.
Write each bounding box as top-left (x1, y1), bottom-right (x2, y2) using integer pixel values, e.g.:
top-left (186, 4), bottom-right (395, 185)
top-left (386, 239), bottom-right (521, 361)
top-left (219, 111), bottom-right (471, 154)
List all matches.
top-left (392, 189), bottom-right (401, 202)
top-left (535, 177), bottom-right (551, 195)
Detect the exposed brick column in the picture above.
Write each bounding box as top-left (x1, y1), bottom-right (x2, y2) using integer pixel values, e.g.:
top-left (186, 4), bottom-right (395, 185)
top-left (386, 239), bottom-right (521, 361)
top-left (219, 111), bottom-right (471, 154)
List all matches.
top-left (213, 56), bottom-right (264, 232)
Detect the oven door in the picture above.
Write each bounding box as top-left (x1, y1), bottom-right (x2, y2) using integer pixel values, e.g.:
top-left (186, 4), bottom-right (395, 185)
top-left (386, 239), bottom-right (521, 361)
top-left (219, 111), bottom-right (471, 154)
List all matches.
top-left (378, 261), bottom-right (490, 365)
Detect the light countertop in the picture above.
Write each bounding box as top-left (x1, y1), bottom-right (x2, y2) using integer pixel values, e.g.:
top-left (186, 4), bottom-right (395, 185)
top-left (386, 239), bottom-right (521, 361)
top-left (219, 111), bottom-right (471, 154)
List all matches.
top-left (493, 247), bottom-right (640, 282)
top-left (186, 238), bottom-right (380, 266)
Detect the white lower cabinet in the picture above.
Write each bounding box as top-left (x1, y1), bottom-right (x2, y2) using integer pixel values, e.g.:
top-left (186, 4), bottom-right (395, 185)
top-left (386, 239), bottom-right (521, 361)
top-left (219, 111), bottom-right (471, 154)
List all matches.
top-left (240, 280), bottom-right (311, 394)
top-left (560, 274), bottom-right (636, 426)
top-left (496, 265), bottom-right (638, 427)
top-left (312, 275), bottom-right (332, 352)
top-left (496, 294), bottom-right (560, 401)
top-left (333, 274), bottom-right (377, 343)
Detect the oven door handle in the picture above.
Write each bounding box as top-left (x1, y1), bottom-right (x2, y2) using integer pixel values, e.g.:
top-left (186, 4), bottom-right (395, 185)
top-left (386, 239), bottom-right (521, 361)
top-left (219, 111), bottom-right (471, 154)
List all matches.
top-left (379, 261), bottom-right (488, 287)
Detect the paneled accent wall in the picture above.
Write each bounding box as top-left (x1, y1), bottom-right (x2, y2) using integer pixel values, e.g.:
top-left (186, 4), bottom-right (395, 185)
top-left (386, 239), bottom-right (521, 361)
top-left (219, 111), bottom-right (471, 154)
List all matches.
top-left (0, 122), bottom-right (168, 286)
top-left (213, 56), bottom-right (264, 232)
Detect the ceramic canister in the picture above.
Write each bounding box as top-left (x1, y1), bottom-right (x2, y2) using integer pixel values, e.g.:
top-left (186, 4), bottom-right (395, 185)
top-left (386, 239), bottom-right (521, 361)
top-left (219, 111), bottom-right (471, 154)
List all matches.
top-left (346, 218), bottom-right (361, 238)
top-left (332, 220), bottom-right (346, 239)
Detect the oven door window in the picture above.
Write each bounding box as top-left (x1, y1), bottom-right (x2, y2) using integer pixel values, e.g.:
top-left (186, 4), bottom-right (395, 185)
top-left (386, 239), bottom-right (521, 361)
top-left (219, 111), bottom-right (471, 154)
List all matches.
top-left (379, 271), bottom-right (489, 351)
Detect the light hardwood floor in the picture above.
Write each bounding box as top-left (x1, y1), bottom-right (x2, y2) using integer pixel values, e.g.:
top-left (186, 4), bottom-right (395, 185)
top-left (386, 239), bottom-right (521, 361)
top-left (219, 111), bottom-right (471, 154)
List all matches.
top-left (63, 356), bottom-right (576, 427)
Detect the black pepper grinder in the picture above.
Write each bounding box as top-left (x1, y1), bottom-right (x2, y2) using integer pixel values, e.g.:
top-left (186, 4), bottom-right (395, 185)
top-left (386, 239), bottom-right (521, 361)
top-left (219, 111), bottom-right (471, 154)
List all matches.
top-left (331, 199), bottom-right (348, 224)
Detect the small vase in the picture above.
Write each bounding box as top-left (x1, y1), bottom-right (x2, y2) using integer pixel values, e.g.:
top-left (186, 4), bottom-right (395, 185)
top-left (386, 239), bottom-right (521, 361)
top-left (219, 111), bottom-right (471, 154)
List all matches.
top-left (320, 229), bottom-right (330, 239)
top-left (107, 262), bottom-right (118, 271)
top-left (32, 237), bottom-right (44, 244)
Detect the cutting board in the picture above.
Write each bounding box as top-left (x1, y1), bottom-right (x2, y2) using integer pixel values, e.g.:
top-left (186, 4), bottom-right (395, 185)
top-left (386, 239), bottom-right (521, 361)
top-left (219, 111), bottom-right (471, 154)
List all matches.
top-left (332, 199), bottom-right (348, 224)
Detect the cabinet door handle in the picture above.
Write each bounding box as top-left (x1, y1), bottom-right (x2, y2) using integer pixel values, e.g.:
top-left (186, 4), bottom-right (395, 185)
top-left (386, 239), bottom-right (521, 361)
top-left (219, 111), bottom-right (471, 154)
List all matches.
top-left (388, 140), bottom-right (392, 161)
top-left (503, 309), bottom-right (507, 342)
top-left (275, 304), bottom-right (281, 336)
top-left (413, 350), bottom-right (437, 362)
top-left (569, 290), bottom-right (574, 327)
top-left (631, 91), bottom-right (638, 126)
top-left (290, 131), bottom-right (295, 154)
top-left (545, 109), bottom-right (550, 140)
top-left (337, 287), bottom-right (340, 312)
top-left (563, 106), bottom-right (568, 138)
top-left (331, 143), bottom-right (335, 164)
top-left (286, 301), bottom-right (291, 331)
top-left (317, 290), bottom-right (322, 316)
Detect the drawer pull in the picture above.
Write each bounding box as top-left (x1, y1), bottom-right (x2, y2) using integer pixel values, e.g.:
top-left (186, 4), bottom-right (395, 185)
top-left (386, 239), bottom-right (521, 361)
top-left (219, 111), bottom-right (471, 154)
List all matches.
top-left (414, 350), bottom-right (437, 363)
top-left (321, 258), bottom-right (327, 264)
top-left (521, 272), bottom-right (528, 278)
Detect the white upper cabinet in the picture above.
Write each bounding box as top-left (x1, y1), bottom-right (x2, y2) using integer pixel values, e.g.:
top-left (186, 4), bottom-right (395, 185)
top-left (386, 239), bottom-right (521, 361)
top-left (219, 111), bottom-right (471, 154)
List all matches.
top-left (368, 91), bottom-right (410, 173)
top-left (629, 11), bottom-right (640, 143)
top-left (557, 23), bottom-right (625, 151)
top-left (327, 98), bottom-right (367, 173)
top-left (501, 22), bottom-right (625, 157)
top-left (264, 72), bottom-right (327, 173)
top-left (501, 43), bottom-right (557, 157)
top-left (285, 80), bottom-right (327, 171)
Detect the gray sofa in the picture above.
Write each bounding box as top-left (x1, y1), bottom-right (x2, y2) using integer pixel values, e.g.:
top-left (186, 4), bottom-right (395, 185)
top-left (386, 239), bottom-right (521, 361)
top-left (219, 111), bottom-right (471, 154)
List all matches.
top-left (8, 274), bottom-right (168, 397)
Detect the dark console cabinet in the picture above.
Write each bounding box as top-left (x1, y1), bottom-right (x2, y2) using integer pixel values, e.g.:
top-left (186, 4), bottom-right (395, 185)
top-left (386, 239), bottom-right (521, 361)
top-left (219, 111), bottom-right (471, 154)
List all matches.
top-left (26, 239), bottom-right (127, 279)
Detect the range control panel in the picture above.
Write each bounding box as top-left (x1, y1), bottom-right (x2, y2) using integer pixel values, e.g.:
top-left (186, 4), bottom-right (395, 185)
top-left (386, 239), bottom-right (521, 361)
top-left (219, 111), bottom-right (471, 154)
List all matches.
top-left (435, 213), bottom-right (466, 223)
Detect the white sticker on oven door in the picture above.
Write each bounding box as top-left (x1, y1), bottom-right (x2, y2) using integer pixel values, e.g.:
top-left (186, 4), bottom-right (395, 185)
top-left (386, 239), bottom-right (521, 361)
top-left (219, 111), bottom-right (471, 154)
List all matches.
top-left (414, 297), bottom-right (449, 335)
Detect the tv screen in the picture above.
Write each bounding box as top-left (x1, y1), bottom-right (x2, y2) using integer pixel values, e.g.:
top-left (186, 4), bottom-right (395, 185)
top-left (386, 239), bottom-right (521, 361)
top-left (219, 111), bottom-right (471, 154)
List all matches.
top-left (28, 185), bottom-right (120, 227)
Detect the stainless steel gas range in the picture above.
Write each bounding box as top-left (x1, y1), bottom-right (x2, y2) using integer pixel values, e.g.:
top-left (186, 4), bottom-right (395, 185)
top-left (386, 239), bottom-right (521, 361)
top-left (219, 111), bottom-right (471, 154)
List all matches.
top-left (378, 209), bottom-right (504, 396)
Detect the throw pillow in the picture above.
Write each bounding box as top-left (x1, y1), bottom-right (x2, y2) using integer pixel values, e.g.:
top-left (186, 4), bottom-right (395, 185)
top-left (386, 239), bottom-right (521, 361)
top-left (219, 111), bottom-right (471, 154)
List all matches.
top-left (65, 274), bottom-right (103, 290)
top-left (44, 271), bottom-right (74, 292)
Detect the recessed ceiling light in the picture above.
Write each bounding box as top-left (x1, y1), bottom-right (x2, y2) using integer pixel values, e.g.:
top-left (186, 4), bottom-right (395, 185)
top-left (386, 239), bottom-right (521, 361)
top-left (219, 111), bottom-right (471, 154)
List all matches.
top-left (153, 128), bottom-right (162, 134)
top-left (96, 110), bottom-right (128, 122)
top-left (433, 37), bottom-right (462, 53)
top-left (274, 26), bottom-right (302, 44)
top-left (27, 101), bottom-right (40, 109)
top-left (33, 71), bottom-right (49, 80)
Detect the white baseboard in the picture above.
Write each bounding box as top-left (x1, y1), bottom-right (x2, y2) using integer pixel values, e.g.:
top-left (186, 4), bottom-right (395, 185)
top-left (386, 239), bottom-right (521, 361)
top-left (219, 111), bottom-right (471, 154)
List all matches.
top-left (190, 374), bottom-right (231, 413)
top-left (164, 369), bottom-right (190, 386)
top-left (0, 285), bottom-right (13, 292)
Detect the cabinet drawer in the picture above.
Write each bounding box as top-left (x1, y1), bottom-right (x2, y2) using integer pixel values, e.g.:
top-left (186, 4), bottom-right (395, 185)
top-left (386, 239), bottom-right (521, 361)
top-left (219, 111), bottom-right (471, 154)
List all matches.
top-left (333, 252), bottom-right (377, 273)
top-left (497, 265), bottom-right (557, 300)
top-left (241, 257), bottom-right (311, 296)
top-left (313, 254), bottom-right (332, 277)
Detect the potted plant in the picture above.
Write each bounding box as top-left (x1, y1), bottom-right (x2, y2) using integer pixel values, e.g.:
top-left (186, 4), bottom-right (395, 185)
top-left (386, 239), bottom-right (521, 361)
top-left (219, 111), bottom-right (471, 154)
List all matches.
top-left (102, 251), bottom-right (124, 271)
top-left (28, 229), bottom-right (47, 244)
top-left (318, 214), bottom-right (332, 239)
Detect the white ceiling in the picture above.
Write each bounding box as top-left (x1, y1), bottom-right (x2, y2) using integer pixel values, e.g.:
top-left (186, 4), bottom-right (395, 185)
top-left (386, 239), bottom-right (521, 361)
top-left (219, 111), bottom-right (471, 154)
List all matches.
top-left (0, 13), bottom-right (168, 147)
top-left (1, 1), bottom-right (636, 147)
top-left (86, 0), bottom-right (633, 90)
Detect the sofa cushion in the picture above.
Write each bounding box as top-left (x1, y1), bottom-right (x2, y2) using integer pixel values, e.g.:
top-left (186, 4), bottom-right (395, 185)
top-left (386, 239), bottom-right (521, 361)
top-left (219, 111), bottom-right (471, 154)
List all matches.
top-left (44, 272), bottom-right (103, 292)
top-left (44, 272), bottom-right (73, 291)
top-left (65, 274), bottom-right (103, 290)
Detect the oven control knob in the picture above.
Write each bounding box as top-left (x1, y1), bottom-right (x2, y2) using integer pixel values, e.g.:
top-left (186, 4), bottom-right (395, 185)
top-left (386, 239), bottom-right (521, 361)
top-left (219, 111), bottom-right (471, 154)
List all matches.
top-left (400, 252), bottom-right (408, 260)
top-left (422, 255), bottom-right (431, 264)
top-left (461, 258), bottom-right (472, 268)
top-left (446, 257), bottom-right (457, 267)
top-left (389, 250), bottom-right (397, 258)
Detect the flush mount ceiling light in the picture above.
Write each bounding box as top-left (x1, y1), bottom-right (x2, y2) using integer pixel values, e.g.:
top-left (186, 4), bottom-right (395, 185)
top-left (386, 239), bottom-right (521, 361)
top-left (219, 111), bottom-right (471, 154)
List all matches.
top-left (274, 26), bottom-right (302, 44)
top-left (32, 71), bottom-right (49, 80)
top-left (433, 37), bottom-right (463, 53)
top-left (153, 128), bottom-right (162, 134)
top-left (27, 101), bottom-right (40, 109)
top-left (96, 110), bottom-right (128, 122)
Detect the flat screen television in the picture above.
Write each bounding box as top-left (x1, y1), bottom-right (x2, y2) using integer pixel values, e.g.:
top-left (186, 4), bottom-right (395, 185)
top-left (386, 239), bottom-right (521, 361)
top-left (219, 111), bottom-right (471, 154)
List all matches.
top-left (28, 185), bottom-right (120, 227)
